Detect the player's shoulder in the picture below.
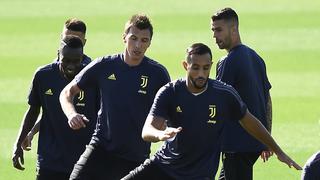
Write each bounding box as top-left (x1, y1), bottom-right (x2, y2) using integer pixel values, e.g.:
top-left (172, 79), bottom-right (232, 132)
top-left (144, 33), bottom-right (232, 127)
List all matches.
top-left (155, 79), bottom-right (183, 99)
top-left (34, 62), bottom-right (57, 75)
top-left (157, 79), bottom-right (182, 90)
top-left (81, 54), bottom-right (92, 65)
top-left (228, 44), bottom-right (249, 59)
top-left (306, 151), bottom-right (320, 166)
top-left (164, 78), bottom-right (185, 92)
top-left (227, 45), bottom-right (258, 69)
top-left (31, 62), bottom-right (58, 81)
top-left (171, 78), bottom-right (185, 86)
top-left (209, 79), bottom-right (230, 88)
top-left (209, 79), bottom-right (238, 95)
top-left (89, 53), bottom-right (122, 69)
top-left (144, 56), bottom-right (168, 71)
top-left (94, 53), bottom-right (120, 63)
top-left (210, 80), bottom-right (244, 104)
top-left (232, 44), bottom-right (262, 60)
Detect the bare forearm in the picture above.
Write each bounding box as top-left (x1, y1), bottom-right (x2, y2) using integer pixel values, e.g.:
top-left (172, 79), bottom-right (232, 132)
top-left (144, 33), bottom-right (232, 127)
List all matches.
top-left (29, 118), bottom-right (40, 136)
top-left (142, 127), bottom-right (164, 142)
top-left (240, 111), bottom-right (282, 154)
top-left (142, 116), bottom-right (165, 142)
top-left (142, 115), bottom-right (182, 143)
top-left (266, 94), bottom-right (272, 132)
top-left (240, 111), bottom-right (302, 170)
top-left (59, 81), bottom-right (79, 119)
top-left (15, 106), bottom-right (40, 147)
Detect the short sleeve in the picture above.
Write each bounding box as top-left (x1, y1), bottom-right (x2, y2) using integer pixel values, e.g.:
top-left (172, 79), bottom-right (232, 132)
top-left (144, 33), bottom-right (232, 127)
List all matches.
top-left (75, 57), bottom-right (103, 89)
top-left (149, 83), bottom-right (173, 120)
top-left (159, 66), bottom-right (171, 85)
top-left (262, 59), bottom-right (272, 91)
top-left (216, 56), bottom-right (238, 86)
top-left (228, 85), bottom-right (248, 121)
top-left (27, 70), bottom-right (41, 106)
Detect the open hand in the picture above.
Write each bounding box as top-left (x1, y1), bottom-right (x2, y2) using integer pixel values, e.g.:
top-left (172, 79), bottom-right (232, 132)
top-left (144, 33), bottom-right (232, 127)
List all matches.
top-left (157, 127), bottom-right (182, 141)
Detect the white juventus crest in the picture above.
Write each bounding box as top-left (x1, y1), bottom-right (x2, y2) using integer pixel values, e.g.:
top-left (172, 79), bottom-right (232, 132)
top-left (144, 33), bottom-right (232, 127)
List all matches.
top-left (208, 105), bottom-right (217, 124)
top-left (209, 105), bottom-right (216, 118)
top-left (78, 91), bottom-right (85, 101)
top-left (140, 75), bottom-right (149, 88)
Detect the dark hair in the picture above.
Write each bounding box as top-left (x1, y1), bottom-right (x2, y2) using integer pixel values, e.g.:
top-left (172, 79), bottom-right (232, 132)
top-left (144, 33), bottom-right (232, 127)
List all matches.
top-left (124, 14), bottom-right (153, 39)
top-left (65, 18), bottom-right (87, 34)
top-left (211, 8), bottom-right (238, 26)
top-left (61, 35), bottom-right (83, 49)
top-left (186, 43), bottom-right (212, 63)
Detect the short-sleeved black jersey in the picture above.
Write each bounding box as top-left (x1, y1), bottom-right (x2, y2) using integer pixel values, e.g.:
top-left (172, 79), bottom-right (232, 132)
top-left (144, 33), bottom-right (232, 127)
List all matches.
top-left (150, 79), bottom-right (247, 179)
top-left (216, 44), bottom-right (271, 151)
top-left (75, 53), bottom-right (170, 162)
top-left (28, 61), bottom-right (98, 173)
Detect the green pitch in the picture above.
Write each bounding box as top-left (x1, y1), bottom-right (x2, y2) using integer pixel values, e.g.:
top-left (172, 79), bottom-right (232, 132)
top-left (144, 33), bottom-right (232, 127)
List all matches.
top-left (1, 0), bottom-right (319, 179)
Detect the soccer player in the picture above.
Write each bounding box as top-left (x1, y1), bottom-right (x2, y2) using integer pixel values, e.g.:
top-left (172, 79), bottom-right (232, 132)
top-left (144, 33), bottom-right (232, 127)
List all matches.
top-left (59, 14), bottom-right (170, 180)
top-left (122, 43), bottom-right (301, 180)
top-left (59, 18), bottom-right (91, 65)
top-left (20, 18), bottom-right (92, 151)
top-left (12, 35), bottom-right (99, 180)
top-left (211, 8), bottom-right (273, 180)
top-left (301, 151), bottom-right (320, 180)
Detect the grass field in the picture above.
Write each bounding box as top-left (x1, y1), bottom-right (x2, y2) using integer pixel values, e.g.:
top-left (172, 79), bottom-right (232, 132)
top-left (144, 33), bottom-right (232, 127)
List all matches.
top-left (1, 0), bottom-right (320, 179)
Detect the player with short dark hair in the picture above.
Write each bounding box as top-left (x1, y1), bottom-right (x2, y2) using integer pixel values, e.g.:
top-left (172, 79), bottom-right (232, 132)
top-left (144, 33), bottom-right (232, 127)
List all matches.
top-left (60, 18), bottom-right (91, 65)
top-left (65, 18), bottom-right (87, 34)
top-left (122, 43), bottom-right (301, 180)
top-left (12, 35), bottom-right (99, 180)
top-left (211, 7), bottom-right (273, 180)
top-left (124, 14), bottom-right (153, 40)
top-left (60, 14), bottom-right (170, 180)
top-left (20, 18), bottom-right (93, 151)
top-left (301, 151), bottom-right (320, 180)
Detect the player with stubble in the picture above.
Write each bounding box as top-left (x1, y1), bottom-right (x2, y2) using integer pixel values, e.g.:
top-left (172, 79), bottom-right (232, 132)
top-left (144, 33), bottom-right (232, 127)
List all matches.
top-left (122, 43), bottom-right (301, 180)
top-left (60, 14), bottom-right (170, 180)
top-left (211, 8), bottom-right (274, 180)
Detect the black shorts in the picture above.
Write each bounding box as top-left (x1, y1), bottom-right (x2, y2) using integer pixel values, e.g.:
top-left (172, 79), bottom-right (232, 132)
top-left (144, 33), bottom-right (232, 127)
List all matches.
top-left (70, 142), bottom-right (142, 180)
top-left (218, 152), bottom-right (260, 180)
top-left (121, 158), bottom-right (175, 180)
top-left (36, 168), bottom-right (70, 180)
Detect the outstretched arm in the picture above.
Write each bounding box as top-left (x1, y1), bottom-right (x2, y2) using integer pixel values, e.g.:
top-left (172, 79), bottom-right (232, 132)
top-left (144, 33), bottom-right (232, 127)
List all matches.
top-left (12, 105), bottom-right (40, 170)
top-left (142, 115), bottom-right (182, 143)
top-left (60, 80), bottom-right (89, 130)
top-left (21, 118), bottom-right (40, 151)
top-left (239, 110), bottom-right (302, 170)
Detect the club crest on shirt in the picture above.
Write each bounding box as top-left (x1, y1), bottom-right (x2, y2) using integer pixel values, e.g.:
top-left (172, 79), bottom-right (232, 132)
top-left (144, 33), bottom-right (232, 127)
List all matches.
top-left (140, 75), bottom-right (148, 88)
top-left (207, 105), bottom-right (217, 124)
top-left (138, 75), bottom-right (148, 94)
top-left (76, 90), bottom-right (85, 106)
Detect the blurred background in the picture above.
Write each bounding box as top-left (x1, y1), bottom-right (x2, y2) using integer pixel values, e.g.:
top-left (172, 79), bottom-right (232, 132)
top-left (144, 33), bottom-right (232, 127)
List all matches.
top-left (0, 0), bottom-right (319, 179)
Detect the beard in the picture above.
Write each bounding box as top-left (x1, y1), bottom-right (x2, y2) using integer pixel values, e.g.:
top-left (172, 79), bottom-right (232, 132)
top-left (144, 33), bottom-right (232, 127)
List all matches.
top-left (190, 77), bottom-right (208, 90)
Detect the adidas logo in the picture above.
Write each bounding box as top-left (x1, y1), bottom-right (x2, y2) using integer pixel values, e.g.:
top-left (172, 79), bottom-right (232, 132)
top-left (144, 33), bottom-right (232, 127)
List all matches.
top-left (107, 74), bottom-right (116, 80)
top-left (45, 89), bottom-right (53, 95)
top-left (176, 106), bottom-right (182, 112)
